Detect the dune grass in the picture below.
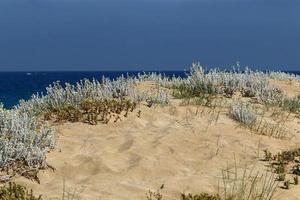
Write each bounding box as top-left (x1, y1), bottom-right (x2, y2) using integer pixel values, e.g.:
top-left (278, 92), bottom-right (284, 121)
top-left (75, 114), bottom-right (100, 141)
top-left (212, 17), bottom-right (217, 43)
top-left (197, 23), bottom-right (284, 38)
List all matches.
top-left (0, 62), bottom-right (299, 198)
top-left (146, 163), bottom-right (278, 200)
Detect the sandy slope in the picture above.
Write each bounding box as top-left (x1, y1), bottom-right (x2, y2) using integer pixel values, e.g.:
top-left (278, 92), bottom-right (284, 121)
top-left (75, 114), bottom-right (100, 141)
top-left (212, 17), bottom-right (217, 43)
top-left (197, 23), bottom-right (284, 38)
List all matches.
top-left (14, 81), bottom-right (300, 200)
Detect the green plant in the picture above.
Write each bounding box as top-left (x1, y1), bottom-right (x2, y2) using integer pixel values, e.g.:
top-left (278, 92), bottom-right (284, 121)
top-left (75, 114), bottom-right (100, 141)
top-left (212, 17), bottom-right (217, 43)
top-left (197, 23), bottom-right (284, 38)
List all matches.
top-left (282, 97), bottom-right (300, 113)
top-left (262, 148), bottom-right (300, 191)
top-left (241, 88), bottom-right (256, 98)
top-left (294, 176), bottom-right (298, 185)
top-left (263, 149), bottom-right (272, 161)
top-left (0, 182), bottom-right (42, 200)
top-left (146, 185), bottom-right (164, 200)
top-left (181, 193), bottom-right (221, 200)
top-left (61, 178), bottom-right (79, 200)
top-left (46, 105), bottom-right (82, 122)
top-left (172, 82), bottom-right (217, 105)
top-left (274, 162), bottom-right (286, 174)
top-left (283, 180), bottom-right (290, 190)
top-left (229, 102), bottom-right (257, 128)
top-left (223, 87), bottom-right (234, 98)
top-left (45, 98), bottom-right (137, 125)
top-left (277, 173), bottom-right (286, 181)
top-left (220, 164), bottom-right (277, 200)
top-left (292, 164), bottom-right (300, 175)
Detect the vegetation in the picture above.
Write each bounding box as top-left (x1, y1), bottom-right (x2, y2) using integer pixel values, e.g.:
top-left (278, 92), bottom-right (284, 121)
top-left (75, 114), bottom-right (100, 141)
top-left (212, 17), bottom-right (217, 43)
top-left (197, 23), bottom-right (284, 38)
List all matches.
top-left (229, 101), bottom-right (289, 139)
top-left (17, 77), bottom-right (169, 118)
top-left (0, 105), bottom-right (54, 182)
top-left (0, 74), bottom-right (169, 180)
top-left (180, 193), bottom-right (221, 200)
top-left (170, 63), bottom-right (288, 106)
top-left (263, 148), bottom-right (300, 189)
top-left (0, 182), bottom-right (42, 200)
top-left (281, 96), bottom-right (300, 114)
top-left (44, 98), bottom-right (137, 124)
top-left (0, 62), bottom-right (300, 198)
top-left (229, 102), bottom-right (257, 128)
top-left (220, 164), bottom-right (277, 200)
top-left (146, 164), bottom-right (277, 200)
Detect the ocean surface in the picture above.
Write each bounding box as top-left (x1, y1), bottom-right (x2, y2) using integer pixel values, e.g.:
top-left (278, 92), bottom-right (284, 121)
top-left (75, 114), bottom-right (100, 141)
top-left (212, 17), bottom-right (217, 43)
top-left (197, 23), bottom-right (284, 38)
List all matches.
top-left (0, 71), bottom-right (185, 108)
top-left (1, 71), bottom-right (300, 108)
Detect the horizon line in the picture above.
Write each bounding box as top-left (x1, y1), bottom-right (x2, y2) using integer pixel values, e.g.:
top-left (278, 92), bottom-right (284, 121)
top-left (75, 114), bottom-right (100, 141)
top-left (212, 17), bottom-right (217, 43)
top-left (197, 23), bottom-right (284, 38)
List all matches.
top-left (0, 69), bottom-right (299, 73)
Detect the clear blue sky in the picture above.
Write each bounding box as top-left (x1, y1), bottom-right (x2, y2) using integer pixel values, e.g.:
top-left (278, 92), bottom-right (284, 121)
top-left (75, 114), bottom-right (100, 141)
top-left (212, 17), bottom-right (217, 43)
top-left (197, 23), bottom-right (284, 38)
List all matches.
top-left (0, 0), bottom-right (299, 71)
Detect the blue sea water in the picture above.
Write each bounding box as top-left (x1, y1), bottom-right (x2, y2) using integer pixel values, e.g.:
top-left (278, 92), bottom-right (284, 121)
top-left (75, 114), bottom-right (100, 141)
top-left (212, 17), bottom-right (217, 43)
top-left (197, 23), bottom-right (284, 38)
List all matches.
top-left (0, 71), bottom-right (299, 109)
top-left (0, 71), bottom-right (184, 108)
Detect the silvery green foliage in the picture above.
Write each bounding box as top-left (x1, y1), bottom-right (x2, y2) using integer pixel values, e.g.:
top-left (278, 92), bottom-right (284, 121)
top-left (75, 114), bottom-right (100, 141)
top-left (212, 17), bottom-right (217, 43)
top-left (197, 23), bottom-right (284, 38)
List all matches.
top-left (187, 63), bottom-right (268, 94)
top-left (0, 105), bottom-right (55, 168)
top-left (175, 63), bottom-right (286, 105)
top-left (135, 72), bottom-right (183, 89)
top-left (255, 85), bottom-right (284, 106)
top-left (268, 71), bottom-right (300, 82)
top-left (230, 101), bottom-right (257, 127)
top-left (147, 89), bottom-right (169, 106)
top-left (3, 67), bottom-right (296, 173)
top-left (3, 74), bottom-right (171, 171)
top-left (17, 64), bottom-right (299, 116)
top-left (16, 75), bottom-right (170, 116)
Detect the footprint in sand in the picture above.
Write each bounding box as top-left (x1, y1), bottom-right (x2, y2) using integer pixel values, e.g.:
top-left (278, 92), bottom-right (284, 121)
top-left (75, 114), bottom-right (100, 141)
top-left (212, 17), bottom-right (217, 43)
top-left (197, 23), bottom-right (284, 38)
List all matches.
top-left (128, 153), bottom-right (142, 170)
top-left (118, 138), bottom-right (134, 152)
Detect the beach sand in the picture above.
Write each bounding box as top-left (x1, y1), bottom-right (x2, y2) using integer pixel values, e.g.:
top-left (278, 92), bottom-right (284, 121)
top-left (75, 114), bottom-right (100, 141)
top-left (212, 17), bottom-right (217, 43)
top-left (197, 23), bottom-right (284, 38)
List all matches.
top-left (14, 80), bottom-right (300, 200)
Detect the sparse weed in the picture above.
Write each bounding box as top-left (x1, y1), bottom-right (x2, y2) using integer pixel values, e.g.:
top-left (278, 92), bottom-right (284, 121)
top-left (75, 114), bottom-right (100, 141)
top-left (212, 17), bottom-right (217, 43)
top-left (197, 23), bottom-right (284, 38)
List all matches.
top-left (146, 184), bottom-right (164, 200)
top-left (0, 182), bottom-right (42, 200)
top-left (262, 148), bottom-right (300, 190)
top-left (181, 193), bottom-right (221, 200)
top-left (220, 164), bottom-right (277, 200)
top-left (281, 97), bottom-right (300, 114)
top-left (229, 101), bottom-right (290, 139)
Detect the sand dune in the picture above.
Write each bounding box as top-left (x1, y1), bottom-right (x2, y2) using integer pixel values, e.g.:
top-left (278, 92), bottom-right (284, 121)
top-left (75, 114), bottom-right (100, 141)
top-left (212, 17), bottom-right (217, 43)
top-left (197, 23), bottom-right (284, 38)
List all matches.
top-left (1, 79), bottom-right (296, 200)
top-left (13, 93), bottom-right (300, 200)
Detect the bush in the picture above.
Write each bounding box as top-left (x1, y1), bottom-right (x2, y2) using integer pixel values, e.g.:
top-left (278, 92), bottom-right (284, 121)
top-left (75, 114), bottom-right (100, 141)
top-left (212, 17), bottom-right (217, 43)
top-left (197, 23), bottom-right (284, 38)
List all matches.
top-left (282, 97), bottom-right (300, 113)
top-left (229, 102), bottom-right (257, 128)
top-left (0, 105), bottom-right (55, 172)
top-left (17, 77), bottom-right (169, 118)
top-left (256, 86), bottom-right (284, 106)
top-left (181, 193), bottom-right (221, 200)
top-left (0, 182), bottom-right (42, 200)
top-left (44, 98), bottom-right (137, 125)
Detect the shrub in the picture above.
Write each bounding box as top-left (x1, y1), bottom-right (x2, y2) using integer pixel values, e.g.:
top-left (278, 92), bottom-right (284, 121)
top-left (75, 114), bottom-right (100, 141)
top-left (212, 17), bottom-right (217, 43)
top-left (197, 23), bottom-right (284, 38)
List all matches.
top-left (241, 88), bottom-right (256, 98)
top-left (173, 82), bottom-right (216, 99)
top-left (17, 77), bottom-right (170, 118)
top-left (256, 86), bottom-right (284, 106)
top-left (146, 184), bottom-right (164, 200)
top-left (0, 182), bottom-right (42, 200)
top-left (181, 193), bottom-right (221, 200)
top-left (282, 97), bottom-right (300, 113)
top-left (171, 62), bottom-right (287, 108)
top-left (44, 98), bottom-right (137, 125)
top-left (0, 105), bottom-right (55, 173)
top-left (229, 102), bottom-right (257, 128)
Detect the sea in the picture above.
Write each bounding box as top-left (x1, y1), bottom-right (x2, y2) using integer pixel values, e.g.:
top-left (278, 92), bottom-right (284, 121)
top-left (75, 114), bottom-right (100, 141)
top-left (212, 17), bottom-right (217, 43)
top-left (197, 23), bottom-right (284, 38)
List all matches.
top-left (0, 71), bottom-right (299, 109)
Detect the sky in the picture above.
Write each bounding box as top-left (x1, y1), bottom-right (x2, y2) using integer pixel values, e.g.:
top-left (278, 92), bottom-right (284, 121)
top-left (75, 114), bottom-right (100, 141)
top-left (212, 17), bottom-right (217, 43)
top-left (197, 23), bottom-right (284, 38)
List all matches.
top-left (0, 0), bottom-right (299, 71)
